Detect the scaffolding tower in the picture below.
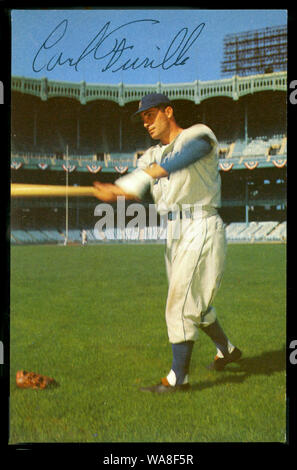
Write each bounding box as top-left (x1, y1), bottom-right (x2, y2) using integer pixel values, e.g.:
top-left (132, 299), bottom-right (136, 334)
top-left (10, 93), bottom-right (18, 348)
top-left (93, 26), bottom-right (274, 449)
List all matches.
top-left (221, 25), bottom-right (287, 77)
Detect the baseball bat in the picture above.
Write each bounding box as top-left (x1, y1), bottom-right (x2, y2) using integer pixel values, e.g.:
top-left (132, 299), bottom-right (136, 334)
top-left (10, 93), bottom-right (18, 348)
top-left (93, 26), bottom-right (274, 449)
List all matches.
top-left (11, 183), bottom-right (96, 198)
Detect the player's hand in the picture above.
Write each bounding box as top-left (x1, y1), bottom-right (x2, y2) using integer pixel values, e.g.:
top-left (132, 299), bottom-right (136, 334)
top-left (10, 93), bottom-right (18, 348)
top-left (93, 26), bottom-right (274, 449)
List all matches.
top-left (145, 163), bottom-right (168, 179)
top-left (93, 182), bottom-right (138, 202)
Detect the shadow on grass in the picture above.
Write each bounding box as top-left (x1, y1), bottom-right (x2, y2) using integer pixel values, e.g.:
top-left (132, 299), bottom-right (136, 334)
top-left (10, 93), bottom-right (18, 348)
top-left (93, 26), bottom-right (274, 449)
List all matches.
top-left (192, 346), bottom-right (286, 392)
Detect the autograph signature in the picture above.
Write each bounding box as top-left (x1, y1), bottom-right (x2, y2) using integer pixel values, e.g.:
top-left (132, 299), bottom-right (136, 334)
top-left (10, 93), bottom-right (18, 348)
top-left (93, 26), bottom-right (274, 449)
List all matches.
top-left (32, 19), bottom-right (205, 74)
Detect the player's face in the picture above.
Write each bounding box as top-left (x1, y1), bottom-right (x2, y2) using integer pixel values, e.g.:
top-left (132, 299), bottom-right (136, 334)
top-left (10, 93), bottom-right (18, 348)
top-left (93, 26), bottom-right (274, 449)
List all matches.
top-left (141, 107), bottom-right (171, 143)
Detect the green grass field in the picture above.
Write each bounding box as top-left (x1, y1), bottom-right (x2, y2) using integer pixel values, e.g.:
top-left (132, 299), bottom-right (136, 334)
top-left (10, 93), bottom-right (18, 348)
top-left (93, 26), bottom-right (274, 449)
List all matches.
top-left (9, 243), bottom-right (286, 443)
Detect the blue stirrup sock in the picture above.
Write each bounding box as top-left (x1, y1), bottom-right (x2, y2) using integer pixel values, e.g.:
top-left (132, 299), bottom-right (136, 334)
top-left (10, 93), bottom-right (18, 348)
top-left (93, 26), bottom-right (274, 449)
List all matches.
top-left (167, 341), bottom-right (194, 386)
top-left (200, 319), bottom-right (234, 357)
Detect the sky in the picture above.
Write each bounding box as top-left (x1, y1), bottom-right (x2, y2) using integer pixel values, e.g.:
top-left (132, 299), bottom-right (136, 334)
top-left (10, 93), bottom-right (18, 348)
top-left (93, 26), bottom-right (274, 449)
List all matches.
top-left (11, 9), bottom-right (287, 85)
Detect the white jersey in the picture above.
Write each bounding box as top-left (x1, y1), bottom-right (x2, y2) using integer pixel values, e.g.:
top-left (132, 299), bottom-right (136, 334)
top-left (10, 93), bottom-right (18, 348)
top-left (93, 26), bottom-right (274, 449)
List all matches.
top-left (137, 124), bottom-right (221, 214)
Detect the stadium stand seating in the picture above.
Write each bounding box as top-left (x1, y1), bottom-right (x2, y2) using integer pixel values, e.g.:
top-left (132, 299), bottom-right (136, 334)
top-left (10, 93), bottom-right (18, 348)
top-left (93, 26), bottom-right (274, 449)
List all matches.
top-left (266, 221), bottom-right (286, 241)
top-left (67, 229), bottom-right (82, 242)
top-left (218, 143), bottom-right (229, 159)
top-left (12, 134), bottom-right (287, 164)
top-left (27, 230), bottom-right (52, 243)
top-left (11, 229), bottom-right (63, 244)
top-left (225, 221), bottom-right (285, 242)
top-left (42, 230), bottom-right (65, 242)
top-left (11, 232), bottom-right (18, 244)
top-left (231, 221), bottom-right (261, 241)
top-left (225, 142), bottom-right (235, 158)
top-left (253, 221), bottom-right (278, 241)
top-left (217, 135), bottom-right (286, 160)
top-left (12, 230), bottom-right (36, 243)
top-left (266, 135), bottom-right (285, 155)
top-left (86, 229), bottom-right (97, 241)
top-left (225, 223), bottom-right (248, 241)
top-left (11, 221), bottom-right (286, 244)
top-left (229, 140), bottom-right (246, 158)
top-left (278, 136), bottom-right (287, 155)
top-left (242, 139), bottom-right (270, 157)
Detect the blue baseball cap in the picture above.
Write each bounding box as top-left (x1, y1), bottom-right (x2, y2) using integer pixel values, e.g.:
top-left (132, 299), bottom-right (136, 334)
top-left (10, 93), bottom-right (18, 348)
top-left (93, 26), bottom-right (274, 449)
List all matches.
top-left (131, 93), bottom-right (172, 122)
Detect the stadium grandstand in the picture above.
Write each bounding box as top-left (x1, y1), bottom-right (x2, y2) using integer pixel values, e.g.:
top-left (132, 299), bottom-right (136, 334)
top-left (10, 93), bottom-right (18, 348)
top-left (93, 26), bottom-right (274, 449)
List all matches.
top-left (10, 25), bottom-right (287, 246)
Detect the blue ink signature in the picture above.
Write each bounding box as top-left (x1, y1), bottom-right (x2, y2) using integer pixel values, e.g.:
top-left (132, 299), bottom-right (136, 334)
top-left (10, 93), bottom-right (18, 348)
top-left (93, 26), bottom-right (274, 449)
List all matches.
top-left (32, 19), bottom-right (205, 73)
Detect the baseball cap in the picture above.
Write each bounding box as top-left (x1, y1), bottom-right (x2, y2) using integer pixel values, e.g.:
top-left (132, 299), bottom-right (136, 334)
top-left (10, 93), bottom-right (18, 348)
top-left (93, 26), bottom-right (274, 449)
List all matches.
top-left (131, 93), bottom-right (172, 122)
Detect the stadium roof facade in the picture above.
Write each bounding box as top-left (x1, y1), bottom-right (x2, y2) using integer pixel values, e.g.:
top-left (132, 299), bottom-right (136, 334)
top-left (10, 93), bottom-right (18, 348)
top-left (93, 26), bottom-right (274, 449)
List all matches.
top-left (11, 71), bottom-right (287, 106)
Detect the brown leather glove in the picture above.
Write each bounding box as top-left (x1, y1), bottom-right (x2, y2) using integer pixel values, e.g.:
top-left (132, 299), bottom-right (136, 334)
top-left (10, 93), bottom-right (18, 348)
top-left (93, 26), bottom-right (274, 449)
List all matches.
top-left (16, 370), bottom-right (57, 389)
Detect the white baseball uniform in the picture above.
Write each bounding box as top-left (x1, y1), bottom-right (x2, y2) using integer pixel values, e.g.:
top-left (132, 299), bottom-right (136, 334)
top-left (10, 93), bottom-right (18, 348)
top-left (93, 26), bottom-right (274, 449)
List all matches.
top-left (81, 229), bottom-right (87, 245)
top-left (118, 124), bottom-right (227, 344)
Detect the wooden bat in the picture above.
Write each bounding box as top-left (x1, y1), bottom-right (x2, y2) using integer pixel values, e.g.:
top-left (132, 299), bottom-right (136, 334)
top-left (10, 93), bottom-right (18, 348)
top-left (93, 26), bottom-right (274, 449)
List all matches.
top-left (11, 183), bottom-right (96, 198)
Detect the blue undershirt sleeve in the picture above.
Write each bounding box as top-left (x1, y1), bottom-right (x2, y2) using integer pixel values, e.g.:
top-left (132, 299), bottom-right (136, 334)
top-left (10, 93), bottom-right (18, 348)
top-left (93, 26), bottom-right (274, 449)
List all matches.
top-left (160, 136), bottom-right (212, 174)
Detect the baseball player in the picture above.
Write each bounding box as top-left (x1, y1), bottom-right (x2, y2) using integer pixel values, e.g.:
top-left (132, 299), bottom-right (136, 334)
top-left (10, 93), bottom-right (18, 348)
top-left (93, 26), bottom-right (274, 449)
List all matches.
top-left (81, 229), bottom-right (87, 246)
top-left (94, 93), bottom-right (242, 393)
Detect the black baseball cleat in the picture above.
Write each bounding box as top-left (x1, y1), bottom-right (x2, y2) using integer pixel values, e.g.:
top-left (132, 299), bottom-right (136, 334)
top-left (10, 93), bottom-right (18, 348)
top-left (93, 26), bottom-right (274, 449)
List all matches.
top-left (208, 347), bottom-right (242, 371)
top-left (140, 378), bottom-right (191, 393)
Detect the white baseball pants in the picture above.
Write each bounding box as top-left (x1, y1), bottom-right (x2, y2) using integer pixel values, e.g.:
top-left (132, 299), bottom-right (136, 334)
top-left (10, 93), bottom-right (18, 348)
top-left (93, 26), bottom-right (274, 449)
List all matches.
top-left (164, 212), bottom-right (227, 344)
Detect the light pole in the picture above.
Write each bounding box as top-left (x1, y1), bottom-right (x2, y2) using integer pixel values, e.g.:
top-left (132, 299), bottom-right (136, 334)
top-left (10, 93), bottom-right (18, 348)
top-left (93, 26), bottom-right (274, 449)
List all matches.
top-left (65, 145), bottom-right (69, 245)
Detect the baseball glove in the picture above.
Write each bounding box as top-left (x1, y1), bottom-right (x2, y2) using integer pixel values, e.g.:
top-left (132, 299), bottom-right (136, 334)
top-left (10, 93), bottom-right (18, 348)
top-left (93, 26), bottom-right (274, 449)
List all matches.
top-left (16, 370), bottom-right (58, 390)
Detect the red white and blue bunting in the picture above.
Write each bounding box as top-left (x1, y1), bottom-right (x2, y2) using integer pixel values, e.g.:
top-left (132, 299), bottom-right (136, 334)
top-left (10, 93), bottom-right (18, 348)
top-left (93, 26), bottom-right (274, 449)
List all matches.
top-left (272, 159), bottom-right (287, 168)
top-left (62, 163), bottom-right (76, 172)
top-left (219, 161), bottom-right (234, 171)
top-left (86, 164), bottom-right (102, 173)
top-left (11, 161), bottom-right (23, 170)
top-left (114, 165), bottom-right (129, 174)
top-left (37, 162), bottom-right (49, 170)
top-left (244, 161), bottom-right (259, 170)
top-left (10, 158), bottom-right (287, 173)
